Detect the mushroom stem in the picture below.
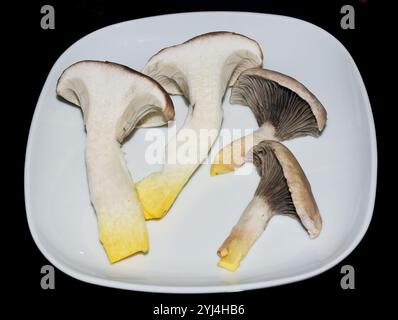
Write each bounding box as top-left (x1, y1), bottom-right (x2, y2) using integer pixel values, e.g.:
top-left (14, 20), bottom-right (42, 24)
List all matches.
top-left (137, 96), bottom-right (223, 219)
top-left (135, 32), bottom-right (263, 220)
top-left (218, 197), bottom-right (273, 271)
top-left (86, 134), bottom-right (148, 262)
top-left (211, 123), bottom-right (276, 175)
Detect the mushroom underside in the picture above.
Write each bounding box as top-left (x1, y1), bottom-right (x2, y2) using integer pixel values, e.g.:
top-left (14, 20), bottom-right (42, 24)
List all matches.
top-left (252, 142), bottom-right (296, 216)
top-left (231, 74), bottom-right (320, 140)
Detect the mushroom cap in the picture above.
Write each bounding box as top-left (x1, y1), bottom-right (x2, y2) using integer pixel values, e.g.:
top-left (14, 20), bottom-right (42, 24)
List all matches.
top-left (251, 140), bottom-right (322, 238)
top-left (230, 68), bottom-right (327, 139)
top-left (142, 32), bottom-right (263, 102)
top-left (56, 60), bottom-right (174, 141)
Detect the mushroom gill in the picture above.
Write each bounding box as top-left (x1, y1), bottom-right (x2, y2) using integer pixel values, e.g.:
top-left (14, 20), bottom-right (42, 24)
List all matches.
top-left (232, 74), bottom-right (320, 140)
top-left (252, 142), bottom-right (296, 216)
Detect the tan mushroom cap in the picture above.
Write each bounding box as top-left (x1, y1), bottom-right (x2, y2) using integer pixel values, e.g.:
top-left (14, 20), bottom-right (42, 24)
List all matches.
top-left (262, 140), bottom-right (322, 238)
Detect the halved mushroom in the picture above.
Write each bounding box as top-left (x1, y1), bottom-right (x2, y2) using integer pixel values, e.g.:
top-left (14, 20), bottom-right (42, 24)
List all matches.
top-left (56, 60), bottom-right (174, 263)
top-left (136, 32), bottom-right (263, 220)
top-left (217, 140), bottom-right (321, 271)
top-left (211, 68), bottom-right (327, 175)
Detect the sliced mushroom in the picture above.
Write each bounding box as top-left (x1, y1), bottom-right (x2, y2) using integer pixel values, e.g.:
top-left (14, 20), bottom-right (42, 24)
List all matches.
top-left (136, 32), bottom-right (263, 220)
top-left (217, 140), bottom-right (321, 271)
top-left (56, 60), bottom-right (174, 263)
top-left (211, 68), bottom-right (327, 175)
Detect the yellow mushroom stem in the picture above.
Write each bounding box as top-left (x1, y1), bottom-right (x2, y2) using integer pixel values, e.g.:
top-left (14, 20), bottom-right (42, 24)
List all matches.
top-left (217, 197), bottom-right (273, 271)
top-left (211, 123), bottom-right (276, 176)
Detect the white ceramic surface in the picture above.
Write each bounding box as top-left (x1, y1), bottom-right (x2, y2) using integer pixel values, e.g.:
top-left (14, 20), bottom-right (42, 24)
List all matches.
top-left (25, 12), bottom-right (376, 293)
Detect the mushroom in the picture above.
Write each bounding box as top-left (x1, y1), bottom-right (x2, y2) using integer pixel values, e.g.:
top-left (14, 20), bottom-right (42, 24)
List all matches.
top-left (136, 32), bottom-right (263, 219)
top-left (217, 140), bottom-right (322, 271)
top-left (211, 68), bottom-right (327, 175)
top-left (56, 60), bottom-right (174, 263)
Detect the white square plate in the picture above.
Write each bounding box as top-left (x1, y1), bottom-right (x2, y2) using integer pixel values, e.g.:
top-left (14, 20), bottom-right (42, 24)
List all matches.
top-left (25, 12), bottom-right (376, 292)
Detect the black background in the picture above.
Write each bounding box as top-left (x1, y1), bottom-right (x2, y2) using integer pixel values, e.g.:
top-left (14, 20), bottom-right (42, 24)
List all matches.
top-left (7, 0), bottom-right (393, 316)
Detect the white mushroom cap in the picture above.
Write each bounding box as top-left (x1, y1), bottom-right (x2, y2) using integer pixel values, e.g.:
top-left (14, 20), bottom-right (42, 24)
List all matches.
top-left (143, 32), bottom-right (263, 101)
top-left (57, 60), bottom-right (174, 142)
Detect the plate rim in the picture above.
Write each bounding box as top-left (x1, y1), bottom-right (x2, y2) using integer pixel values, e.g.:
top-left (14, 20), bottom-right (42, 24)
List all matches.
top-left (24, 11), bottom-right (377, 293)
